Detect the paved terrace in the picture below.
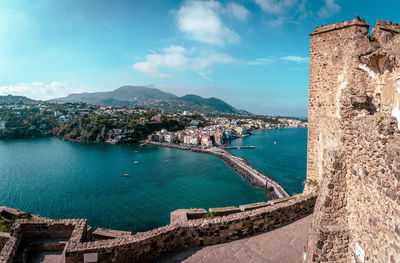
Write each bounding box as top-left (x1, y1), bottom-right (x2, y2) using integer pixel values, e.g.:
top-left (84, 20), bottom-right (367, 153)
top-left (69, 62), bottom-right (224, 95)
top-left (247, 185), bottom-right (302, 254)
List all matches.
top-left (159, 215), bottom-right (312, 263)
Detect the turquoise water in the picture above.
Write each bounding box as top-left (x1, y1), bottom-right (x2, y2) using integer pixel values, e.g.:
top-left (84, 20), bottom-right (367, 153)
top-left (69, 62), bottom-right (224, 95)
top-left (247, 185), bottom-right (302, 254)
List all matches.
top-left (0, 128), bottom-right (307, 233)
top-left (228, 128), bottom-right (308, 195)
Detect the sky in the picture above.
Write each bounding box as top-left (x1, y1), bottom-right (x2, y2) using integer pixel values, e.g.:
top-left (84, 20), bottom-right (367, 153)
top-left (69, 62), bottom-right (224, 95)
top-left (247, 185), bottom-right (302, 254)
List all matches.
top-left (0, 0), bottom-right (399, 117)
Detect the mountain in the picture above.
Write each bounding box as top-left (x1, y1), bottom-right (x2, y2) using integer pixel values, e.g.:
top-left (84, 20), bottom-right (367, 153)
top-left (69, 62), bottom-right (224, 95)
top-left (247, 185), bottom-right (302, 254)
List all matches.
top-left (52, 86), bottom-right (177, 104)
top-left (52, 86), bottom-right (249, 114)
top-left (0, 95), bottom-right (37, 104)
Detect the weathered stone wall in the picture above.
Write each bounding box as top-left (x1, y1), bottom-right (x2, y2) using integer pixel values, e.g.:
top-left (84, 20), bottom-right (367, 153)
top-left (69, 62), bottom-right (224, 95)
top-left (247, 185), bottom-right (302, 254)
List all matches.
top-left (305, 19), bottom-right (370, 194)
top-left (305, 18), bottom-right (400, 262)
top-left (65, 194), bottom-right (316, 263)
top-left (0, 233), bottom-right (9, 255)
top-left (0, 219), bottom-right (87, 263)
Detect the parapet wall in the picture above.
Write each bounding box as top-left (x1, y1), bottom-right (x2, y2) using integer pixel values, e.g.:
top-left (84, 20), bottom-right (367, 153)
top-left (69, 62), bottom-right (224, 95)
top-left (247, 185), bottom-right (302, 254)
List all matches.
top-left (305, 18), bottom-right (400, 262)
top-left (64, 194), bottom-right (315, 263)
top-left (0, 219), bottom-right (87, 263)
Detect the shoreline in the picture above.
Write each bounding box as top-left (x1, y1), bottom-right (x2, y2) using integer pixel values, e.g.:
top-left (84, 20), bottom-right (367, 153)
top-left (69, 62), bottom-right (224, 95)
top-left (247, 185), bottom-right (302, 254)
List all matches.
top-left (146, 141), bottom-right (290, 199)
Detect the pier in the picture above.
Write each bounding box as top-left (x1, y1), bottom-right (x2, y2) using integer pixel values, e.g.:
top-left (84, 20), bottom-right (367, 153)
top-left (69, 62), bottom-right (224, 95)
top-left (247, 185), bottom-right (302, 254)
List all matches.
top-left (145, 141), bottom-right (290, 199)
top-left (223, 146), bottom-right (256, 149)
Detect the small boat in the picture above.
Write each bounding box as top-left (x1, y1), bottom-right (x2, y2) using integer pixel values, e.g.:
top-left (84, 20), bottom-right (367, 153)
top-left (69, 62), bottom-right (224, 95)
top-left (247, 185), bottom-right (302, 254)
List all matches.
top-left (123, 174), bottom-right (129, 177)
top-left (133, 161), bottom-right (139, 164)
top-left (273, 141), bottom-right (277, 144)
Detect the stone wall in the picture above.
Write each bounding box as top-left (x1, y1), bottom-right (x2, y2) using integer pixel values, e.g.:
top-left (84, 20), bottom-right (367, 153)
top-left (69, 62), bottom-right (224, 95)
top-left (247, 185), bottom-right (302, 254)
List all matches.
top-left (0, 233), bottom-right (9, 255)
top-left (64, 194), bottom-right (315, 263)
top-left (0, 219), bottom-right (86, 263)
top-left (305, 18), bottom-right (400, 262)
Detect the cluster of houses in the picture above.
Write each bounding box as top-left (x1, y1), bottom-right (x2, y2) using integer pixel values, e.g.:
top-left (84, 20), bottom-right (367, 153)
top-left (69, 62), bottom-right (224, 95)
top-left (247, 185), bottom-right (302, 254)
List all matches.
top-left (150, 126), bottom-right (230, 148)
top-left (0, 120), bottom-right (5, 130)
top-left (149, 116), bottom-right (308, 148)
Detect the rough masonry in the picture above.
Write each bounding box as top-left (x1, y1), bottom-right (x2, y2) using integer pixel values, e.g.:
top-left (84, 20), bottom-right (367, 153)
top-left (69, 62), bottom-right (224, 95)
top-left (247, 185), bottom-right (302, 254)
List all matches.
top-left (304, 18), bottom-right (400, 262)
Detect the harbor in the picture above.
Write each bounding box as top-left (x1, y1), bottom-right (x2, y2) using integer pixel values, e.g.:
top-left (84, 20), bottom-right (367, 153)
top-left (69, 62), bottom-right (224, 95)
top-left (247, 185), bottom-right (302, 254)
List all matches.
top-left (145, 141), bottom-right (290, 199)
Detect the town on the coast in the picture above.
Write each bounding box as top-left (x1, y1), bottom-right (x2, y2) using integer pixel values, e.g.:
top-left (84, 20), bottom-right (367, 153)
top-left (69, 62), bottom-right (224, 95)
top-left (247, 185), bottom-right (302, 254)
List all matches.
top-left (0, 98), bottom-right (307, 146)
top-left (147, 114), bottom-right (306, 148)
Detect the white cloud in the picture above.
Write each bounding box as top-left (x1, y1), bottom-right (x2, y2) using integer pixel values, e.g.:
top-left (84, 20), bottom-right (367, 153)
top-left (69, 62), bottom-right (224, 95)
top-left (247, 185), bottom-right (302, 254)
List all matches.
top-left (176, 0), bottom-right (240, 45)
top-left (133, 45), bottom-right (238, 80)
top-left (280, 55), bottom-right (309, 63)
top-left (0, 81), bottom-right (86, 100)
top-left (317, 0), bottom-right (341, 18)
top-left (226, 2), bottom-right (250, 21)
top-left (162, 45), bottom-right (186, 53)
top-left (253, 0), bottom-right (298, 15)
top-left (246, 58), bottom-right (273, 66)
top-left (0, 84), bottom-right (30, 95)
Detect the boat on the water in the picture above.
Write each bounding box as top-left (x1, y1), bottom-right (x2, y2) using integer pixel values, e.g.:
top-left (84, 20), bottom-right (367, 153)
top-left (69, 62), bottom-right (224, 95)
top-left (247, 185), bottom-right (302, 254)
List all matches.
top-left (133, 161), bottom-right (139, 164)
top-left (123, 174), bottom-right (129, 177)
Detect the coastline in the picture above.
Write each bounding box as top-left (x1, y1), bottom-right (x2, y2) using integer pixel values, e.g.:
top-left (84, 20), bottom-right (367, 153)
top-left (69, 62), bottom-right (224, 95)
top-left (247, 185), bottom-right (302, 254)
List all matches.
top-left (145, 141), bottom-right (290, 199)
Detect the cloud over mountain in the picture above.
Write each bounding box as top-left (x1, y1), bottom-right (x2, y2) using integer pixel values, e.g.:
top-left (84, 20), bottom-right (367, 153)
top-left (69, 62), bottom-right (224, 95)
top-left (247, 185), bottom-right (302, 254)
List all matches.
top-left (133, 45), bottom-right (237, 80)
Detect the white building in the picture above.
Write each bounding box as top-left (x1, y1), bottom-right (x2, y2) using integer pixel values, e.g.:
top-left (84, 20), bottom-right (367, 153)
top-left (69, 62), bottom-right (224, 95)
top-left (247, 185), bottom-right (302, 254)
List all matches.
top-left (164, 134), bottom-right (177, 144)
top-left (0, 121), bottom-right (5, 130)
top-left (184, 135), bottom-right (198, 146)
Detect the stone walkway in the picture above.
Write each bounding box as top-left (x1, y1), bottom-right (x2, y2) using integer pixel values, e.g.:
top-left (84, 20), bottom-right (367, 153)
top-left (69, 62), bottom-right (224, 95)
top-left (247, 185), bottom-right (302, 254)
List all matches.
top-left (158, 215), bottom-right (312, 263)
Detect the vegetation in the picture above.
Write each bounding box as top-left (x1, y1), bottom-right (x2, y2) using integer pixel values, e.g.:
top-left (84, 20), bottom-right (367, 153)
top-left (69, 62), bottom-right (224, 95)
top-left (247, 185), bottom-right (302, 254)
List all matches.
top-left (0, 213), bottom-right (32, 232)
top-left (0, 107), bottom-right (59, 139)
top-left (369, 36), bottom-right (379, 42)
top-left (379, 116), bottom-right (384, 122)
top-left (374, 43), bottom-right (381, 49)
top-left (54, 112), bottom-right (201, 142)
top-left (203, 212), bottom-right (215, 219)
top-left (368, 35), bottom-right (381, 49)
top-left (305, 179), bottom-right (320, 191)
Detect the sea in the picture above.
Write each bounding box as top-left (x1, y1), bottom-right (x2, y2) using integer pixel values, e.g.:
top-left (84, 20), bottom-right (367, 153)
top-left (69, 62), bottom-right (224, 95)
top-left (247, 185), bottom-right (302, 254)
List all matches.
top-left (0, 128), bottom-right (307, 233)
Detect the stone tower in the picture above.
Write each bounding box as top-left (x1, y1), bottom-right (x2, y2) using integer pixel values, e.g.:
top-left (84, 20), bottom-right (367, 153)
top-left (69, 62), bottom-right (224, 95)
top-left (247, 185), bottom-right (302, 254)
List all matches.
top-left (304, 19), bottom-right (400, 262)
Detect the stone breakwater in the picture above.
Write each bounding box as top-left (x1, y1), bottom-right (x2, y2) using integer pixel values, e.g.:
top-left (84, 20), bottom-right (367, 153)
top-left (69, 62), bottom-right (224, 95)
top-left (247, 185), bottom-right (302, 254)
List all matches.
top-left (147, 141), bottom-right (290, 198)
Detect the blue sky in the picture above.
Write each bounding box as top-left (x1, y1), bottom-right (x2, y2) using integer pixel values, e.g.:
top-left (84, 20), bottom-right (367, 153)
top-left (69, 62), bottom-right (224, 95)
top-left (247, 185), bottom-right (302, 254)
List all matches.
top-left (0, 0), bottom-right (398, 116)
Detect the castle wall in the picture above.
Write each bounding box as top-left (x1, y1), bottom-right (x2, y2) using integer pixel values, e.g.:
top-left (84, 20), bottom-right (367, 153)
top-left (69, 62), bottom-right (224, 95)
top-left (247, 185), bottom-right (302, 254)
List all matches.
top-left (65, 194), bottom-right (315, 263)
top-left (305, 19), bottom-right (400, 262)
top-left (306, 20), bottom-right (370, 194)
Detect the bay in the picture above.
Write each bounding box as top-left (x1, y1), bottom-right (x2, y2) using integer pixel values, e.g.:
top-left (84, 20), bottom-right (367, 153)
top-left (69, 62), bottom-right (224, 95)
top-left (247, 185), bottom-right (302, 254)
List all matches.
top-left (0, 128), bottom-right (307, 233)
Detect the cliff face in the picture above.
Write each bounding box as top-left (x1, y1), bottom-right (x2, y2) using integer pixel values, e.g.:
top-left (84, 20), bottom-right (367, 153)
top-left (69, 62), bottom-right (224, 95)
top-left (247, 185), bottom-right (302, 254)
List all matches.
top-left (305, 19), bottom-right (400, 262)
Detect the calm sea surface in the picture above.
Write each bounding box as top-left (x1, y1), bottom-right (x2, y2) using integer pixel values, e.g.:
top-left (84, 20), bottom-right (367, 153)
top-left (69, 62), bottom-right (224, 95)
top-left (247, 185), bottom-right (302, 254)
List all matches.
top-left (0, 128), bottom-right (307, 233)
top-left (228, 128), bottom-right (308, 195)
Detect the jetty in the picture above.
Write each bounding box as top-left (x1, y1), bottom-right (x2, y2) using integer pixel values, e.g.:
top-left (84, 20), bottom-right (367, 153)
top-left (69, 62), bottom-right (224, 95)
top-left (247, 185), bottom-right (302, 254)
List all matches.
top-left (223, 146), bottom-right (256, 149)
top-left (145, 141), bottom-right (289, 199)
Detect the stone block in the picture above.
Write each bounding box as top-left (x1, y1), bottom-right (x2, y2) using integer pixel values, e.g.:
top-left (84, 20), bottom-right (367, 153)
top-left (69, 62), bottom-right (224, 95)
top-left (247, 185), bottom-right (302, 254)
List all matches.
top-left (209, 206), bottom-right (241, 216)
top-left (170, 209), bottom-right (207, 224)
top-left (239, 202), bottom-right (270, 211)
top-left (92, 228), bottom-right (131, 240)
top-left (0, 207), bottom-right (23, 219)
top-left (269, 196), bottom-right (294, 205)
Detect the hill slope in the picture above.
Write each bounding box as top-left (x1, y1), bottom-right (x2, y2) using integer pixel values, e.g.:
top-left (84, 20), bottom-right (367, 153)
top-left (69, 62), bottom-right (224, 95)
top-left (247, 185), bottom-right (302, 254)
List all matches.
top-left (0, 95), bottom-right (37, 104)
top-left (52, 86), bottom-right (177, 104)
top-left (52, 86), bottom-right (248, 114)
